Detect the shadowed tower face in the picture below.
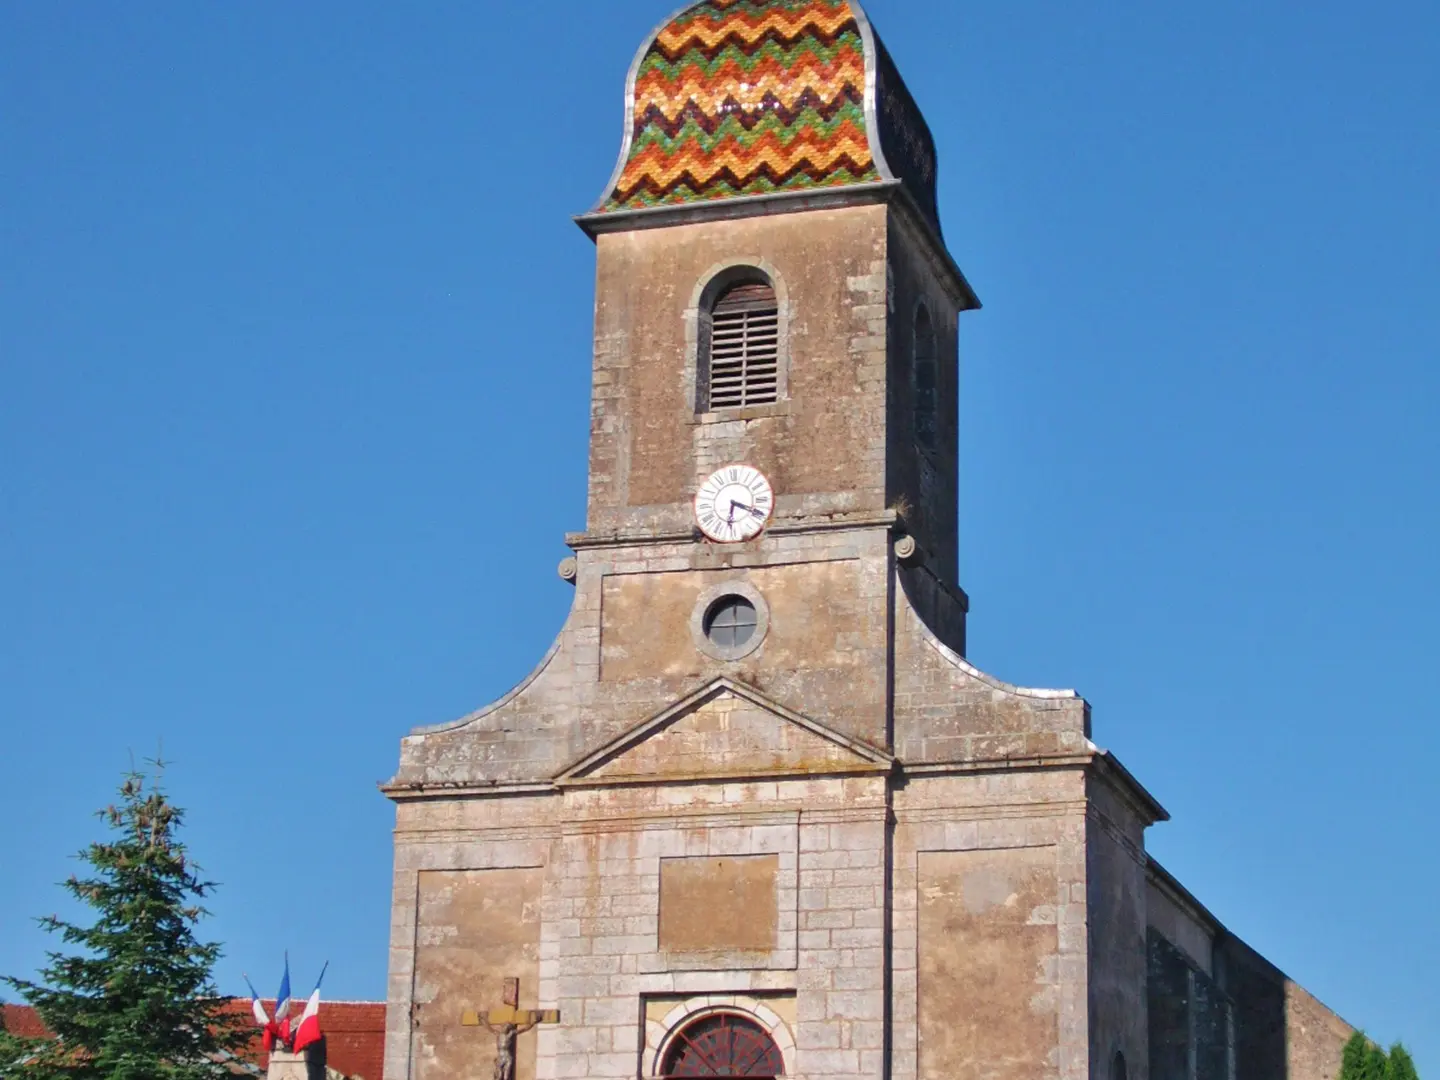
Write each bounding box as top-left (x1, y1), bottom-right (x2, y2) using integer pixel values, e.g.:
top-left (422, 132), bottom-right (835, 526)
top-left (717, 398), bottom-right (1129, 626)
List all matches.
top-left (381, 7), bottom-right (1358, 1080)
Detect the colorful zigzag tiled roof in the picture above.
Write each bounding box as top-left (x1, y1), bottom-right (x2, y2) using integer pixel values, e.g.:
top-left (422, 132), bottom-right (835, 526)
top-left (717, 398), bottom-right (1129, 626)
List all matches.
top-left (593, 0), bottom-right (940, 230)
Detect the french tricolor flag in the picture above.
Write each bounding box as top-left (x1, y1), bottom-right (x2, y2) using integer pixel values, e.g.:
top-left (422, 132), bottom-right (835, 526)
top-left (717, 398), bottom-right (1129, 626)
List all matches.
top-left (243, 974), bottom-right (271, 1038)
top-left (274, 956), bottom-right (294, 1047)
top-left (292, 962), bottom-right (329, 1054)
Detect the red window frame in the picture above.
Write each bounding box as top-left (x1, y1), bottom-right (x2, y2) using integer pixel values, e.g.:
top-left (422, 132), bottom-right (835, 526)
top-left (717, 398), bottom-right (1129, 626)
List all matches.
top-left (661, 1011), bottom-right (785, 1077)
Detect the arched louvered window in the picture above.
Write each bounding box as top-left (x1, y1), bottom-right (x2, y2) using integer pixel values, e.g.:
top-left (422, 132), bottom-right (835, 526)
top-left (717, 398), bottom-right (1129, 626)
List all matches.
top-left (701, 277), bottom-right (780, 411)
top-left (914, 305), bottom-right (937, 451)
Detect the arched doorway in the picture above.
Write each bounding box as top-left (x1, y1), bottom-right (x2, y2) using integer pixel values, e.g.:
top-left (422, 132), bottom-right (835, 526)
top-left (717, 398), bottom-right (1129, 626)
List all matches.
top-left (662, 1012), bottom-right (785, 1077)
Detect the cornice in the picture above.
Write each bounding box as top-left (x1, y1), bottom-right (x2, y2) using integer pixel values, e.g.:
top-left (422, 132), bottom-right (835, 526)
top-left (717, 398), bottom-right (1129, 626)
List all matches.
top-left (566, 509), bottom-right (901, 552)
top-left (576, 181), bottom-right (979, 312)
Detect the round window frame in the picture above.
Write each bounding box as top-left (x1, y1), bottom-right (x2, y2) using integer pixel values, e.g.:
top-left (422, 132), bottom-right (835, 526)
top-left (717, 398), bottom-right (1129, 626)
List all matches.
top-left (660, 1009), bottom-right (785, 1078)
top-left (690, 581), bottom-right (770, 662)
top-left (702, 596), bottom-right (759, 651)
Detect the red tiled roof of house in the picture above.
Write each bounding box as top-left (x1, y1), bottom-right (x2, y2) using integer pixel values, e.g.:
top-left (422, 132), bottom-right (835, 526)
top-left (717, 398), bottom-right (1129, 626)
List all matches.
top-left (4, 999), bottom-right (387, 1080)
top-left (239, 999), bottom-right (387, 1080)
top-left (2, 1003), bottom-right (51, 1039)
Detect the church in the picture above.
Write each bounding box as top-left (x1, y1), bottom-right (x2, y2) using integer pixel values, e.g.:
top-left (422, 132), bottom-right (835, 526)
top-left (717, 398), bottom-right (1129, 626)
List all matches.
top-left (379, 3), bottom-right (1352, 1080)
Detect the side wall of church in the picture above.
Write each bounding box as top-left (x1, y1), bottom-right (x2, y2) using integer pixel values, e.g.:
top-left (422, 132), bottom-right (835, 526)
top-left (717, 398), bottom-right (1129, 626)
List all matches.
top-left (1144, 871), bottom-right (1354, 1080)
top-left (1148, 929), bottom-right (1225, 1080)
top-left (1147, 876), bottom-right (1215, 974)
top-left (1086, 776), bottom-right (1151, 1080)
top-left (1281, 983), bottom-right (1355, 1080)
top-left (1218, 936), bottom-right (1353, 1080)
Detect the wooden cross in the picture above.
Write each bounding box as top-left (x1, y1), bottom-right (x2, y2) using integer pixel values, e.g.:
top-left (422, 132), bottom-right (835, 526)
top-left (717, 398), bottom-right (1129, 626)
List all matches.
top-left (461, 978), bottom-right (561, 1080)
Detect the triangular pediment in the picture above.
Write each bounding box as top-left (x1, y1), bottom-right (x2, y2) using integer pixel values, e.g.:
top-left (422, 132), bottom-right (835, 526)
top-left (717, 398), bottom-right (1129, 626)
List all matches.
top-left (555, 678), bottom-right (893, 787)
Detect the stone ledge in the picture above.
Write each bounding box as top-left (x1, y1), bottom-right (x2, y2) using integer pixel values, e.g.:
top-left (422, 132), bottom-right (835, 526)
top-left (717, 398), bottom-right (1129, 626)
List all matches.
top-left (566, 509), bottom-right (900, 551)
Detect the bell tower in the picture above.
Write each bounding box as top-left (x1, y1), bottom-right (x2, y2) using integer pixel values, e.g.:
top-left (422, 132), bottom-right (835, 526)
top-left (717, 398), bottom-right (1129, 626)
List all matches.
top-left (575, 0), bottom-right (978, 602)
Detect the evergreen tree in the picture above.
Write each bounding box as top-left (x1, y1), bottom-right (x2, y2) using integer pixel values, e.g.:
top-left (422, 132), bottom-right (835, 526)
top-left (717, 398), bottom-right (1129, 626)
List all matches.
top-left (1365, 1042), bottom-right (1392, 1080)
top-left (1386, 1044), bottom-right (1420, 1080)
top-left (1342, 1032), bottom-right (1373, 1080)
top-left (1, 768), bottom-right (248, 1079)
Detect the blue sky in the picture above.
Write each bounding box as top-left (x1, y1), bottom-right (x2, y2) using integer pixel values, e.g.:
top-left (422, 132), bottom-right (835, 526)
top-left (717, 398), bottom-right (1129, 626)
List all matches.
top-left (3, 0), bottom-right (1436, 1068)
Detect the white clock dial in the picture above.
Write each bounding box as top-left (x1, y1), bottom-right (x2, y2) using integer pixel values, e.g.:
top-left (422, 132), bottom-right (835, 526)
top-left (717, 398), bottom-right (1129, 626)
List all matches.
top-left (694, 464), bottom-right (774, 543)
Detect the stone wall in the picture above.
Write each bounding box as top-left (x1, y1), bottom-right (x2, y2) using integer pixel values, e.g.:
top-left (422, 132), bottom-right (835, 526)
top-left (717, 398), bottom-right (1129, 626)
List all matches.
top-left (1283, 983), bottom-right (1355, 1080)
top-left (1087, 775), bottom-right (1151, 1080)
top-left (384, 771), bottom-right (896, 1080)
top-left (891, 768), bottom-right (1093, 1080)
top-left (409, 867), bottom-right (543, 1080)
top-left (1220, 936), bottom-right (1352, 1080)
top-left (587, 205), bottom-right (894, 536)
top-left (1145, 868), bottom-right (1354, 1080)
top-left (885, 207), bottom-right (964, 587)
top-left (386, 754), bottom-right (1161, 1080)
top-left (1147, 930), bottom-right (1233, 1080)
top-left (891, 566), bottom-right (1091, 766)
top-left (1147, 875), bottom-right (1216, 976)
top-left (390, 523), bottom-right (895, 787)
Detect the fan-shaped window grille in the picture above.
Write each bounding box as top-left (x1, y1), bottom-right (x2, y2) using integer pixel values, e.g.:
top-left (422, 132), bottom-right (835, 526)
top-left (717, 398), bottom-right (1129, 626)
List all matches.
top-left (914, 306), bottom-right (937, 451)
top-left (702, 280), bottom-right (779, 410)
top-left (663, 1013), bottom-right (785, 1077)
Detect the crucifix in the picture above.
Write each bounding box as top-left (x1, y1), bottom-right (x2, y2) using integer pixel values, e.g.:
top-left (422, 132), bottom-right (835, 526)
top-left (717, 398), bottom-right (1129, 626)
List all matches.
top-left (461, 977), bottom-right (561, 1080)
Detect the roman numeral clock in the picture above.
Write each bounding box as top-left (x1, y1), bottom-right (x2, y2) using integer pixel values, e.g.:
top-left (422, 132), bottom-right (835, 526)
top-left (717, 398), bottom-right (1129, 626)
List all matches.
top-left (693, 464), bottom-right (774, 543)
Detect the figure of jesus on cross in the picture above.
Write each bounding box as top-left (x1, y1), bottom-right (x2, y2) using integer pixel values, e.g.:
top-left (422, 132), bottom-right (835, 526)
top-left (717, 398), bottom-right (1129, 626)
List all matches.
top-left (461, 977), bottom-right (560, 1080)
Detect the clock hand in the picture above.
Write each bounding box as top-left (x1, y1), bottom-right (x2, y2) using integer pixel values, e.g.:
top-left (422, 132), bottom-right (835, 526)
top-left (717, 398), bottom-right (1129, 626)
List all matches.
top-left (730, 500), bottom-right (766, 518)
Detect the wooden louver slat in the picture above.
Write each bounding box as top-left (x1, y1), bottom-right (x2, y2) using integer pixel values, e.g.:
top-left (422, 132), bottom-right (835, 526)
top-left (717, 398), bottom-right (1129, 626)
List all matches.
top-left (705, 282), bottom-right (779, 410)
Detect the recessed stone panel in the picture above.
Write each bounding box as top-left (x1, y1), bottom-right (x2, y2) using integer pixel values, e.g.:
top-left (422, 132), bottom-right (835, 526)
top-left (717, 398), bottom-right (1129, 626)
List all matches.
top-left (411, 868), bottom-right (542, 1080)
top-left (918, 848), bottom-right (1060, 1080)
top-left (600, 561), bottom-right (867, 683)
top-left (659, 854), bottom-right (780, 955)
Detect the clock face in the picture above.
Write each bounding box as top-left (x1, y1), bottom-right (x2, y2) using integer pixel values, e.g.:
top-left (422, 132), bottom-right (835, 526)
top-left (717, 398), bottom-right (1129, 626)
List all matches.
top-left (694, 464), bottom-right (774, 543)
